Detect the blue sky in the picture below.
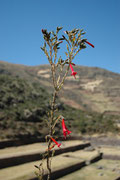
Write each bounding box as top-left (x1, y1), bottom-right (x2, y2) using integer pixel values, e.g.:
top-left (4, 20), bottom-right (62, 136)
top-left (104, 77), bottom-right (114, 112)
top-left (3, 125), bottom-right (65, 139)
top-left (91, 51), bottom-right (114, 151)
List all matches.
top-left (0, 0), bottom-right (120, 73)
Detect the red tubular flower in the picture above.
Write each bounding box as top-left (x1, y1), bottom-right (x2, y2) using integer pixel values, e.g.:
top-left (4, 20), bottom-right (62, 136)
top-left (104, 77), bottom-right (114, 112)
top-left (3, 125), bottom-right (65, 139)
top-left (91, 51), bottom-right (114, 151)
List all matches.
top-left (46, 144), bottom-right (56, 151)
top-left (50, 137), bottom-right (61, 148)
top-left (70, 64), bottom-right (77, 79)
top-left (85, 41), bottom-right (94, 48)
top-left (62, 119), bottom-right (71, 139)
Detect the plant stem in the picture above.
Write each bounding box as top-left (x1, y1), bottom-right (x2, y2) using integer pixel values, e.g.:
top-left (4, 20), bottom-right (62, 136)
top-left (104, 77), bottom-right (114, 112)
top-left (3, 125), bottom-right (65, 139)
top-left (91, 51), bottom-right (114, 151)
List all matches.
top-left (47, 88), bottom-right (57, 179)
top-left (39, 27), bottom-right (88, 180)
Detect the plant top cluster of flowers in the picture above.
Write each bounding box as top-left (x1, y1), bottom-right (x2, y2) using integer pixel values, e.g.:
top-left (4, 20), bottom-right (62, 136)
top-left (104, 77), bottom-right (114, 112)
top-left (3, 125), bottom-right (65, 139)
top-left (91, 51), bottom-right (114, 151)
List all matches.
top-left (41, 27), bottom-right (94, 80)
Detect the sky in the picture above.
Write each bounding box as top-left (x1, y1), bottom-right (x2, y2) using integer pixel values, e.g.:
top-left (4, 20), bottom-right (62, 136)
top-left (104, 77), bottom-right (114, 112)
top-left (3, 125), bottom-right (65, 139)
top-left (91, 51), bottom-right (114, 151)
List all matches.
top-left (0, 0), bottom-right (120, 73)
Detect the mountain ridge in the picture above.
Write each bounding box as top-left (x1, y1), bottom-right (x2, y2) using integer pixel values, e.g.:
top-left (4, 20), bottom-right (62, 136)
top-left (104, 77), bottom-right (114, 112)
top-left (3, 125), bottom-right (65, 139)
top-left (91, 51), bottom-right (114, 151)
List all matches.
top-left (0, 60), bottom-right (120, 75)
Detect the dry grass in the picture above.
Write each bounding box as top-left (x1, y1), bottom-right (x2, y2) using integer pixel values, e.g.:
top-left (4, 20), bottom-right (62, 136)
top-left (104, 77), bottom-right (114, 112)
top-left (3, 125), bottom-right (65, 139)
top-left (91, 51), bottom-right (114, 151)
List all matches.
top-left (0, 141), bottom-right (95, 180)
top-left (100, 146), bottom-right (120, 156)
top-left (60, 97), bottom-right (84, 110)
top-left (62, 150), bottom-right (98, 161)
top-left (0, 159), bottom-right (39, 180)
top-left (1, 140), bottom-right (120, 180)
top-left (58, 159), bottom-right (120, 180)
top-left (0, 140), bottom-right (83, 157)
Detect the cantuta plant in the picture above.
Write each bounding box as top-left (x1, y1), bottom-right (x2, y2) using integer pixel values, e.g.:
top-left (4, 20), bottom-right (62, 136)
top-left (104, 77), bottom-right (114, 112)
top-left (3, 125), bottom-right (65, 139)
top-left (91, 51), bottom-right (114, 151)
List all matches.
top-left (35, 27), bottom-right (94, 180)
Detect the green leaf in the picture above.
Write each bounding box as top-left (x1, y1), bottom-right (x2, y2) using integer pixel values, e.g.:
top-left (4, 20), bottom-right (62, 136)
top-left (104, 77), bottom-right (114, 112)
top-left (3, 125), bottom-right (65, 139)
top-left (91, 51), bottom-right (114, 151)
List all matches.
top-left (57, 26), bottom-right (63, 31)
top-left (40, 47), bottom-right (45, 51)
top-left (43, 42), bottom-right (46, 48)
top-left (80, 43), bottom-right (86, 49)
top-left (81, 32), bottom-right (86, 35)
top-left (34, 165), bottom-right (39, 169)
top-left (59, 38), bottom-right (65, 40)
top-left (56, 27), bottom-right (63, 34)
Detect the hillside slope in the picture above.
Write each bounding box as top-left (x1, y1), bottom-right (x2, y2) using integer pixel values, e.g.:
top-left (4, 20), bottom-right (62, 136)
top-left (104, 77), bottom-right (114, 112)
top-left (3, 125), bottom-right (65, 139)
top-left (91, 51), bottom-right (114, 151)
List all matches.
top-left (0, 60), bottom-right (120, 113)
top-left (0, 61), bottom-right (119, 140)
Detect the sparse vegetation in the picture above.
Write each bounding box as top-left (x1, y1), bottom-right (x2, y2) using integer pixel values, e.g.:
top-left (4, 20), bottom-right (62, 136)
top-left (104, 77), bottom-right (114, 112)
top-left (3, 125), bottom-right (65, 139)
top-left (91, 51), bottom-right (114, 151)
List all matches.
top-left (0, 66), bottom-right (119, 140)
top-left (0, 74), bottom-right (50, 140)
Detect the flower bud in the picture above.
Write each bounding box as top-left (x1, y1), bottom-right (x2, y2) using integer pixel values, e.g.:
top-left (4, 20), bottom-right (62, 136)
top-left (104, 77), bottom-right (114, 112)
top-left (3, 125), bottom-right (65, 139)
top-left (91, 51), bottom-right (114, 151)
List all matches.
top-left (42, 29), bottom-right (47, 34)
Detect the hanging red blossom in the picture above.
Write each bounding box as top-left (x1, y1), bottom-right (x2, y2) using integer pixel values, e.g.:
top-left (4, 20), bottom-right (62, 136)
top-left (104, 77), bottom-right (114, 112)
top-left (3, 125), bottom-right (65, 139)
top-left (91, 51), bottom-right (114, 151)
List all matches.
top-left (85, 41), bottom-right (94, 48)
top-left (70, 64), bottom-right (77, 79)
top-left (50, 137), bottom-right (61, 148)
top-left (62, 119), bottom-right (71, 139)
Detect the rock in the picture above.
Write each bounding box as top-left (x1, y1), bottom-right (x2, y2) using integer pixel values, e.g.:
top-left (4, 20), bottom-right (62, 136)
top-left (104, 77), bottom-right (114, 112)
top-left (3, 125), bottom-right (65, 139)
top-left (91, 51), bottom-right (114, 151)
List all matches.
top-left (86, 160), bottom-right (90, 165)
top-left (97, 166), bottom-right (104, 169)
top-left (117, 170), bottom-right (120, 174)
top-left (112, 168), bottom-right (116, 172)
top-left (98, 172), bottom-right (104, 176)
top-left (84, 146), bottom-right (95, 151)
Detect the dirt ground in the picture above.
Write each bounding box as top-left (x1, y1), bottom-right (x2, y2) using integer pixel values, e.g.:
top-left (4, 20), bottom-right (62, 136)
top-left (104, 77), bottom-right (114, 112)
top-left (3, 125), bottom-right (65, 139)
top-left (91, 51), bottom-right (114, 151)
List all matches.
top-left (58, 159), bottom-right (120, 180)
top-left (1, 136), bottom-right (120, 180)
top-left (0, 140), bottom-right (89, 180)
top-left (0, 140), bottom-right (84, 158)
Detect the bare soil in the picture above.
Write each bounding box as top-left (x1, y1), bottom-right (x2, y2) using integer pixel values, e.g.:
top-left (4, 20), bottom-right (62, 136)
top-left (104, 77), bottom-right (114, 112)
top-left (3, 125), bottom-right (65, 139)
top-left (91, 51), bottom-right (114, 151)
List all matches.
top-left (58, 159), bottom-right (120, 180)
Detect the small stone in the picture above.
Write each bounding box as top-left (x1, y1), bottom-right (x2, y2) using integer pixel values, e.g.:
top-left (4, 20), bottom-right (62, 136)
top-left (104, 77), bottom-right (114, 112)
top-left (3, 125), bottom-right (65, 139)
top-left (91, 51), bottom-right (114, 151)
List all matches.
top-left (98, 172), bottom-right (104, 176)
top-left (117, 170), bottom-right (120, 174)
top-left (97, 166), bottom-right (104, 169)
top-left (84, 146), bottom-right (95, 152)
top-left (86, 160), bottom-right (90, 165)
top-left (112, 168), bottom-right (116, 172)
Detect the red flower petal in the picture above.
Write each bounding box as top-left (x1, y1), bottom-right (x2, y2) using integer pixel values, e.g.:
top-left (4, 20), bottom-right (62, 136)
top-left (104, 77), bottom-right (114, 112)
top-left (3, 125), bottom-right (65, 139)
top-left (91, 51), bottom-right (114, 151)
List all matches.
top-left (46, 144), bottom-right (56, 151)
top-left (85, 41), bottom-right (94, 48)
top-left (70, 64), bottom-right (77, 79)
top-left (71, 71), bottom-right (77, 79)
top-left (50, 137), bottom-right (61, 148)
top-left (62, 119), bottom-right (71, 139)
top-left (70, 64), bottom-right (74, 72)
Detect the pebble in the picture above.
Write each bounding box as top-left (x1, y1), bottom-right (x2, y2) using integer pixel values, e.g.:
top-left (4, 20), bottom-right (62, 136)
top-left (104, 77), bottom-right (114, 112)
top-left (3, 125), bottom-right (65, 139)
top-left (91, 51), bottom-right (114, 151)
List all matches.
top-left (97, 166), bottom-right (104, 169)
top-left (98, 172), bottom-right (104, 176)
